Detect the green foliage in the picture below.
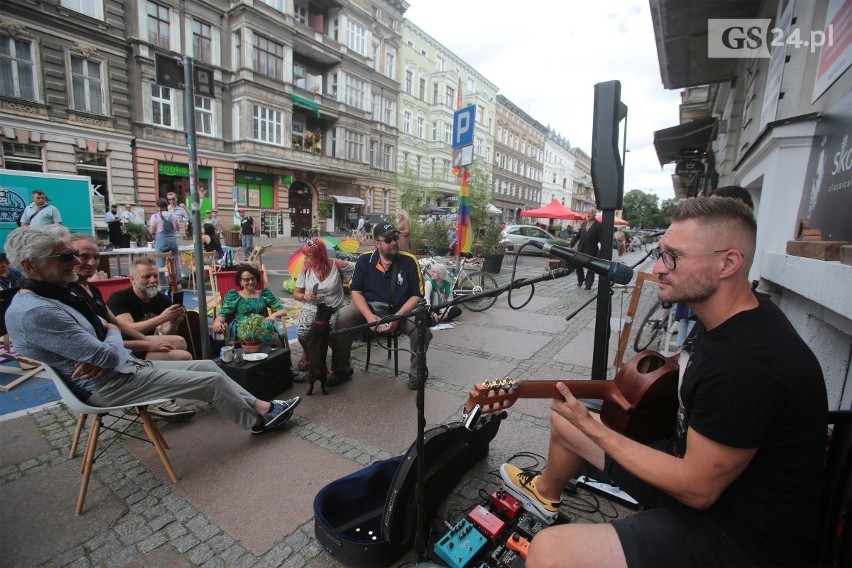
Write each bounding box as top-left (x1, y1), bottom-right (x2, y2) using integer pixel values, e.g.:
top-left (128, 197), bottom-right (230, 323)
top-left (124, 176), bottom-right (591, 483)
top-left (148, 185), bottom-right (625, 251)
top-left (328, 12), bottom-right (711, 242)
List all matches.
top-left (409, 219), bottom-right (425, 254)
top-left (237, 314), bottom-right (269, 342)
top-left (121, 222), bottom-right (149, 243)
top-left (423, 219), bottom-right (450, 252)
top-left (318, 198), bottom-right (332, 218)
top-left (396, 164), bottom-right (430, 215)
top-left (229, 224), bottom-right (241, 233)
top-left (466, 162), bottom-right (493, 229)
top-left (621, 189), bottom-right (677, 229)
top-left (479, 224), bottom-right (505, 255)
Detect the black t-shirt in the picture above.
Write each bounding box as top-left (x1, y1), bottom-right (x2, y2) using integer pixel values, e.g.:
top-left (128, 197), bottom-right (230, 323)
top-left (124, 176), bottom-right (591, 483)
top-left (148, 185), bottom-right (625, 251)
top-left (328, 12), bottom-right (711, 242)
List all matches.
top-left (675, 294), bottom-right (827, 565)
top-left (240, 216), bottom-right (254, 236)
top-left (106, 287), bottom-right (171, 331)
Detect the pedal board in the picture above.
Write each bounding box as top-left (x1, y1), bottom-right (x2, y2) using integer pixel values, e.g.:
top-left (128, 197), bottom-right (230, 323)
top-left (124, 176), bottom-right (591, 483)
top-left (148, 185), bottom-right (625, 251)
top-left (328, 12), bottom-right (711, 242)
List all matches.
top-left (433, 519), bottom-right (488, 568)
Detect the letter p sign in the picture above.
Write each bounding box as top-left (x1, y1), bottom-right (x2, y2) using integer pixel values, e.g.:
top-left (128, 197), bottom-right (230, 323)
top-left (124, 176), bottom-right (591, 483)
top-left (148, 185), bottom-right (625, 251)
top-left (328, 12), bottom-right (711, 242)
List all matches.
top-left (453, 105), bottom-right (476, 149)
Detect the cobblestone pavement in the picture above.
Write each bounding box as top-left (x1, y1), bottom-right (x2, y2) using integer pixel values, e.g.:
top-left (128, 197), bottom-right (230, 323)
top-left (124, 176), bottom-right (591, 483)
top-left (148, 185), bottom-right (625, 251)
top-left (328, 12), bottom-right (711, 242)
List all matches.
top-left (0, 244), bottom-right (658, 567)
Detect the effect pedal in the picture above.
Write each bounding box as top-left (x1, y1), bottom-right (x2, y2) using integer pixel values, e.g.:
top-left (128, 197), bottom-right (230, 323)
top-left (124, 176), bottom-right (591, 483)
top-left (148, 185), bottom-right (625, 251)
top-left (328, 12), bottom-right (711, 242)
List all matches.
top-left (467, 504), bottom-right (506, 540)
top-left (433, 519), bottom-right (487, 568)
top-left (514, 512), bottom-right (545, 539)
top-left (491, 488), bottom-right (523, 519)
top-left (506, 532), bottom-right (530, 560)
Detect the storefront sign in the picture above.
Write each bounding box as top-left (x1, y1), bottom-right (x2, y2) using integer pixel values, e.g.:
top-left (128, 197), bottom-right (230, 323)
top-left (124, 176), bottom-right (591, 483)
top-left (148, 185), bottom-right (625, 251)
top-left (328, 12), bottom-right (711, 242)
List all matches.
top-left (158, 162), bottom-right (212, 179)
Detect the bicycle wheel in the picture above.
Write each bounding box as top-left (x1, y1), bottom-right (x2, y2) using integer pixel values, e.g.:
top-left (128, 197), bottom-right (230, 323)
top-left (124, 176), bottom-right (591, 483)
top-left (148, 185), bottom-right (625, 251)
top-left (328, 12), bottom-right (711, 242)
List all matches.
top-left (298, 231), bottom-right (308, 243)
top-left (456, 271), bottom-right (498, 312)
top-left (633, 300), bottom-right (665, 352)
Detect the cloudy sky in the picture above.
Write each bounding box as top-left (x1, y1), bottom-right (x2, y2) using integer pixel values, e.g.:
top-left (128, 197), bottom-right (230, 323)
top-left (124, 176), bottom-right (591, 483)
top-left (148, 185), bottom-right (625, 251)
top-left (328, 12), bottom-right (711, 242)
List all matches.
top-left (404, 0), bottom-right (682, 201)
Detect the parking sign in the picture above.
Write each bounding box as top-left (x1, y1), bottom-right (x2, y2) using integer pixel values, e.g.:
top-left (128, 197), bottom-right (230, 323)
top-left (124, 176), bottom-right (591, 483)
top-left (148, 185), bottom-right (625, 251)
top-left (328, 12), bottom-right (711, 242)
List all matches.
top-left (453, 105), bottom-right (476, 148)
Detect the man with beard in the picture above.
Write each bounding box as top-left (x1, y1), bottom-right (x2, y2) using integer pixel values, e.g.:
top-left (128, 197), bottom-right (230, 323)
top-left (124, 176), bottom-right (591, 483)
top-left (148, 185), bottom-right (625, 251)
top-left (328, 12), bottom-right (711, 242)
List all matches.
top-left (107, 257), bottom-right (190, 360)
top-left (330, 222), bottom-right (431, 390)
top-left (4, 225), bottom-right (301, 434)
top-left (500, 198), bottom-right (827, 567)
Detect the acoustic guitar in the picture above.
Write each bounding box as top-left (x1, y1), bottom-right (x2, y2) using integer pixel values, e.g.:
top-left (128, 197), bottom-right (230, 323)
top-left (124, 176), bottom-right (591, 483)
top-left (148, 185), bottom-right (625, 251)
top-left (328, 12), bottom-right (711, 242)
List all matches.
top-left (167, 256), bottom-right (201, 359)
top-left (464, 350), bottom-right (680, 442)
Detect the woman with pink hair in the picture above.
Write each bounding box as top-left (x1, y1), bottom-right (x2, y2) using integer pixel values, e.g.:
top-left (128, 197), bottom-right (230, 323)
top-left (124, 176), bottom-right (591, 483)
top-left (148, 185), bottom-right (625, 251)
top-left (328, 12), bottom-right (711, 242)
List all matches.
top-left (292, 238), bottom-right (353, 372)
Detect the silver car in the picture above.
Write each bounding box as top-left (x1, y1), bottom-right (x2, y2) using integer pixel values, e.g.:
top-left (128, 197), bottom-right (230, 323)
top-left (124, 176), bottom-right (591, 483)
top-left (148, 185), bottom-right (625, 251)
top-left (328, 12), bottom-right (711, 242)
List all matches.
top-left (499, 224), bottom-right (557, 255)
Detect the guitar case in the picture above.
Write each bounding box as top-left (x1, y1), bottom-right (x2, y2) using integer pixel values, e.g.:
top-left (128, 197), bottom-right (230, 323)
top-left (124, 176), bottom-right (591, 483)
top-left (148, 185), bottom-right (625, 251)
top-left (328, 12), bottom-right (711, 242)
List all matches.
top-left (314, 415), bottom-right (502, 567)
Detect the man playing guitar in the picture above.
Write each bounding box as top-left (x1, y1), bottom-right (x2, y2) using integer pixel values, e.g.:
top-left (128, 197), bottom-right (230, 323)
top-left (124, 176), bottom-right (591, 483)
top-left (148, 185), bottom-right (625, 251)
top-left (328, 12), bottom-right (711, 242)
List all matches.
top-left (500, 197), bottom-right (827, 566)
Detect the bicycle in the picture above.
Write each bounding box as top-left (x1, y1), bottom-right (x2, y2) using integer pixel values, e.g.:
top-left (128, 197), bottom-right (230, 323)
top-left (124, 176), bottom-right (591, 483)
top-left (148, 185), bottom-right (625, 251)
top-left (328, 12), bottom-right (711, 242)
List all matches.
top-left (420, 253), bottom-right (499, 312)
top-left (297, 225), bottom-right (320, 243)
top-left (632, 300), bottom-right (673, 352)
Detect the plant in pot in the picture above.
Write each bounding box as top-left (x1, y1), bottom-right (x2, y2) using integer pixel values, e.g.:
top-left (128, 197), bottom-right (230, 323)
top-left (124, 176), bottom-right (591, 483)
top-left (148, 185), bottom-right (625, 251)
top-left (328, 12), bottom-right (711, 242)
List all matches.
top-left (423, 219), bottom-right (450, 256)
top-left (479, 224), bottom-right (505, 274)
top-left (236, 314), bottom-right (271, 353)
top-left (121, 223), bottom-right (149, 248)
top-left (225, 224), bottom-right (241, 248)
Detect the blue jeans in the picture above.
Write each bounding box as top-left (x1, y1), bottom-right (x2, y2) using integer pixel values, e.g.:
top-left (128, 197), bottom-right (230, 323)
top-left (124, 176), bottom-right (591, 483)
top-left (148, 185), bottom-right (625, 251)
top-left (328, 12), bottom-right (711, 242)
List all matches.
top-left (241, 234), bottom-right (254, 258)
top-left (154, 233), bottom-right (179, 286)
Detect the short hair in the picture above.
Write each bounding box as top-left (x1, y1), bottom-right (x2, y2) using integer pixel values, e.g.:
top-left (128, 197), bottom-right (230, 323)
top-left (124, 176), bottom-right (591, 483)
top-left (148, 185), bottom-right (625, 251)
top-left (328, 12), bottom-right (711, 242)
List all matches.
top-left (131, 256), bottom-right (158, 273)
top-left (157, 197), bottom-right (169, 209)
top-left (70, 234), bottom-right (99, 247)
top-left (5, 225), bottom-right (70, 269)
top-left (31, 190), bottom-right (46, 197)
top-left (430, 263), bottom-right (449, 281)
top-left (235, 263), bottom-right (262, 287)
top-left (0, 253), bottom-right (8, 264)
top-left (713, 185), bottom-right (754, 210)
top-left (672, 197), bottom-right (757, 260)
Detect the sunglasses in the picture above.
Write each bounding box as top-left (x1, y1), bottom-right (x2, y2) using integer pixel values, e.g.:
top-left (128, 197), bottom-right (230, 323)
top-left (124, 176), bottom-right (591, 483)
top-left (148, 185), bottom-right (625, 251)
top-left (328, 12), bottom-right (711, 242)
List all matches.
top-left (380, 235), bottom-right (399, 244)
top-left (45, 250), bottom-right (80, 263)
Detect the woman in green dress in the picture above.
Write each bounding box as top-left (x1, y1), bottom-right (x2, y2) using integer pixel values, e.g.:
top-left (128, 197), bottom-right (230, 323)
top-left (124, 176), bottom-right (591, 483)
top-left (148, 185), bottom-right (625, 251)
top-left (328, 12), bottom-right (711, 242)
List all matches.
top-left (212, 264), bottom-right (286, 345)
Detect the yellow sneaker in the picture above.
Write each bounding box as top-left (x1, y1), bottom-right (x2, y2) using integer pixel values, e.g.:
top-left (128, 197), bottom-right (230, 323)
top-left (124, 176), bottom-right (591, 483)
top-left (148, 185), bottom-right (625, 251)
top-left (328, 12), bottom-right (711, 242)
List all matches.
top-left (499, 463), bottom-right (560, 523)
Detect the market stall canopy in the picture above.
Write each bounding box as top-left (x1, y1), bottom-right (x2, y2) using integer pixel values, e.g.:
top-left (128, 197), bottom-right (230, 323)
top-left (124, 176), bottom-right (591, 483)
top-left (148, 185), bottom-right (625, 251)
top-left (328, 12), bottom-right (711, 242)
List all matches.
top-left (520, 199), bottom-right (585, 220)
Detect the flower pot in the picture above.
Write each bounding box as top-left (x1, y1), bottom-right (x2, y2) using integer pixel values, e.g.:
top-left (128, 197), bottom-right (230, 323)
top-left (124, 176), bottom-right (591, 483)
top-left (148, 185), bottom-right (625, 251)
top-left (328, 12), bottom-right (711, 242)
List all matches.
top-left (481, 253), bottom-right (504, 274)
top-left (242, 340), bottom-right (264, 354)
top-left (224, 231), bottom-right (241, 248)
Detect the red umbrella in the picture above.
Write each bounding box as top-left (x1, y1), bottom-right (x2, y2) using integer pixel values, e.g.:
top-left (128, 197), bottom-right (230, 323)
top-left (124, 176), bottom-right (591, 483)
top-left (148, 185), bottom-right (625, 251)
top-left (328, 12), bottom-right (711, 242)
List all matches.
top-left (520, 199), bottom-right (585, 220)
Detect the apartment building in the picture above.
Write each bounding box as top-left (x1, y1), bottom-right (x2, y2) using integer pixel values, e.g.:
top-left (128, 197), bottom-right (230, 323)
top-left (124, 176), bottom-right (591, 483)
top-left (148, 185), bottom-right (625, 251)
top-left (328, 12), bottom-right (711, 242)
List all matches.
top-left (398, 20), bottom-right (497, 212)
top-left (568, 147), bottom-right (593, 214)
top-left (492, 94), bottom-right (546, 222)
top-left (542, 128), bottom-right (575, 210)
top-left (1, 0), bottom-right (408, 237)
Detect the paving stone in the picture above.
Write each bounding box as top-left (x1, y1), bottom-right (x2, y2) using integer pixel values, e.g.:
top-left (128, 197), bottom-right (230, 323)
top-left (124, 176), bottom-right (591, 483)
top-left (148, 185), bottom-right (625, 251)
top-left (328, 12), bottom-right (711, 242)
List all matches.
top-left (187, 543), bottom-right (214, 565)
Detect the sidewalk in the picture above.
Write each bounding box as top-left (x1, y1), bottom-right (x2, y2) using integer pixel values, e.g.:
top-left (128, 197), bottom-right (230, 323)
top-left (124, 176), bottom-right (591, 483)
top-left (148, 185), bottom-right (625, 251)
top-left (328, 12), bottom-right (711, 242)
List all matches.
top-left (0, 248), bottom-right (658, 567)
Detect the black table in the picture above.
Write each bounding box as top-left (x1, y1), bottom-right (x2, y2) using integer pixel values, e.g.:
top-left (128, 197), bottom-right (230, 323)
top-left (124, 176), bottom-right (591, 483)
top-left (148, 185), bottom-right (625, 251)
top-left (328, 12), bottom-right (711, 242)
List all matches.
top-left (216, 347), bottom-right (293, 401)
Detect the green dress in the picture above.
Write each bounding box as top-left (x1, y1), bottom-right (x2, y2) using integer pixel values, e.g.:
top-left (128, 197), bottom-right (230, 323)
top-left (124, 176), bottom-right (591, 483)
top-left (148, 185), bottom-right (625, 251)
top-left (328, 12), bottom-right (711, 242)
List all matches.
top-left (219, 288), bottom-right (284, 345)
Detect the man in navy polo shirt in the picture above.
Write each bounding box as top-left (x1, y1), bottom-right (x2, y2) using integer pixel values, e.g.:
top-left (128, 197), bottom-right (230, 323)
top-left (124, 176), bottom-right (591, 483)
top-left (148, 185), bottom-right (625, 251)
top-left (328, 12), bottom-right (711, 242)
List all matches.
top-left (330, 222), bottom-right (431, 389)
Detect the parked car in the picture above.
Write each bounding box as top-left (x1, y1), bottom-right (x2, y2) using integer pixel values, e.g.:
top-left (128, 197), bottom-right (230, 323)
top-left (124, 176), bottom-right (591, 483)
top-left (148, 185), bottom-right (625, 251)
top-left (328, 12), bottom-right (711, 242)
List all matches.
top-left (499, 224), bottom-right (556, 255)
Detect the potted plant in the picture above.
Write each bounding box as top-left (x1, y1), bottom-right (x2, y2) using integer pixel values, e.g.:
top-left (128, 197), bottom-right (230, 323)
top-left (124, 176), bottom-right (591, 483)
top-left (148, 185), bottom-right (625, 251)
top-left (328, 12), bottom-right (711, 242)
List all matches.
top-left (423, 219), bottom-right (450, 256)
top-left (479, 224), bottom-right (505, 274)
top-left (547, 238), bottom-right (572, 270)
top-left (224, 224), bottom-right (241, 248)
top-left (121, 223), bottom-right (149, 248)
top-left (236, 314), bottom-right (270, 353)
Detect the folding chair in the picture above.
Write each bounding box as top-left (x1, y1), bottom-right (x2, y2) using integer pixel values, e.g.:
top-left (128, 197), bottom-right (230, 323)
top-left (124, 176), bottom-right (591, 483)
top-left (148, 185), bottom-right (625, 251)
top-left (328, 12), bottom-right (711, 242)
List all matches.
top-left (41, 363), bottom-right (179, 515)
top-left (0, 288), bottom-right (44, 392)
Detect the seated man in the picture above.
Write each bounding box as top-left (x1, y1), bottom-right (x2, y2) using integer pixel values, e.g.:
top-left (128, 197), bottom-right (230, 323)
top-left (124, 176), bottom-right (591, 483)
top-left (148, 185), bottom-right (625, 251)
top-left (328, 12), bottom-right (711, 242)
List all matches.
top-left (331, 222), bottom-right (431, 390)
top-left (70, 235), bottom-right (194, 422)
top-left (5, 225), bottom-right (300, 435)
top-left (107, 257), bottom-right (192, 361)
top-left (500, 197), bottom-right (828, 566)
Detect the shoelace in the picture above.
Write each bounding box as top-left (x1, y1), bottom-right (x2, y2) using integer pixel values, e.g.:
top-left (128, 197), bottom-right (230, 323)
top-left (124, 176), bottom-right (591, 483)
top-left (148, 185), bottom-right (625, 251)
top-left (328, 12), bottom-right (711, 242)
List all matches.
top-left (517, 469), bottom-right (543, 490)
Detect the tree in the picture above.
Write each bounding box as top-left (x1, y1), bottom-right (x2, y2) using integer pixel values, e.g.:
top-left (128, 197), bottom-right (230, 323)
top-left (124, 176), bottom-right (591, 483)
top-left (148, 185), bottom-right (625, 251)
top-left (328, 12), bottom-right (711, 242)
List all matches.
top-left (656, 198), bottom-right (680, 229)
top-left (395, 164), bottom-right (429, 215)
top-left (466, 162), bottom-right (493, 229)
top-left (622, 189), bottom-right (660, 229)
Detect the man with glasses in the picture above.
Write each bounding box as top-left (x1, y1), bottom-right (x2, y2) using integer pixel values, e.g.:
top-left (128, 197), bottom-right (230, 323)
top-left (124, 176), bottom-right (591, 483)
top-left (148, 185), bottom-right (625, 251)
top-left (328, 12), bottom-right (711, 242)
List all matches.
top-left (4, 225), bottom-right (300, 435)
top-left (500, 198), bottom-right (827, 566)
top-left (330, 222), bottom-right (431, 390)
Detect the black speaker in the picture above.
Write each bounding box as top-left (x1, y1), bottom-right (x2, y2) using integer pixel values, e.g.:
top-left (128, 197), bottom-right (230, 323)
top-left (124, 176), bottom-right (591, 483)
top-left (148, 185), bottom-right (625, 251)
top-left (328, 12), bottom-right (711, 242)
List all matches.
top-left (591, 81), bottom-right (627, 210)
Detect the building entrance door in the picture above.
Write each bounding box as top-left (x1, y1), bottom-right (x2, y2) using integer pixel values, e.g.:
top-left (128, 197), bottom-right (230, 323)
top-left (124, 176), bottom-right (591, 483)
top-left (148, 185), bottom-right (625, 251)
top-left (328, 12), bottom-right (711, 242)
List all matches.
top-left (289, 182), bottom-right (312, 236)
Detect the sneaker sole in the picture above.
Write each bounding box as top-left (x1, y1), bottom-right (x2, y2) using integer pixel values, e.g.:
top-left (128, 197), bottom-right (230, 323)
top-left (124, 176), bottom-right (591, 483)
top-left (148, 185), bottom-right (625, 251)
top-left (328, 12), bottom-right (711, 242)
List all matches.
top-left (499, 465), bottom-right (559, 524)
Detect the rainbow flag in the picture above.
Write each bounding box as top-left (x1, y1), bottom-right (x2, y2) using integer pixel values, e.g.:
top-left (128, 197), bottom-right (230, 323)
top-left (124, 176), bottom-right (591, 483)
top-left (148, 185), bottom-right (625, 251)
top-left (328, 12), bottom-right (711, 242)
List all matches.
top-left (451, 77), bottom-right (464, 177)
top-left (455, 168), bottom-right (472, 254)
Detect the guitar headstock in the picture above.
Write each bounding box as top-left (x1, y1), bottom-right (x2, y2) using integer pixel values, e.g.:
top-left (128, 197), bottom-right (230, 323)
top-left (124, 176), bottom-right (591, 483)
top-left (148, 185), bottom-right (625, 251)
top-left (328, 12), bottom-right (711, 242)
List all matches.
top-left (464, 378), bottom-right (522, 414)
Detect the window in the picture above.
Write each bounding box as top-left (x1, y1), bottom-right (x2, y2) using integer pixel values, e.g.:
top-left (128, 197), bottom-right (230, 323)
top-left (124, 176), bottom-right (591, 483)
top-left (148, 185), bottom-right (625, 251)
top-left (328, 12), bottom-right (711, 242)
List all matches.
top-left (344, 130), bottom-right (364, 162)
top-left (369, 140), bottom-right (379, 167)
top-left (293, 62), bottom-right (306, 88)
top-left (444, 122), bottom-right (451, 143)
top-left (252, 104), bottom-right (282, 145)
top-left (436, 56), bottom-right (444, 72)
top-left (151, 84), bottom-right (173, 127)
top-left (417, 116), bottom-right (424, 138)
top-left (382, 98), bottom-right (395, 126)
top-left (195, 95), bottom-right (213, 135)
top-left (60, 0), bottom-right (103, 20)
top-left (445, 86), bottom-right (454, 107)
top-left (259, 0), bottom-right (284, 10)
top-left (371, 93), bottom-right (380, 121)
top-left (70, 55), bottom-right (104, 114)
top-left (346, 19), bottom-right (366, 56)
top-left (253, 34), bottom-right (284, 80)
top-left (382, 144), bottom-right (393, 170)
top-left (1, 142), bottom-right (43, 172)
top-left (192, 20), bottom-right (212, 64)
top-left (419, 77), bottom-right (426, 101)
top-left (468, 77), bottom-right (475, 93)
top-left (75, 151), bottom-right (108, 214)
top-left (344, 75), bottom-right (366, 110)
top-left (293, 2), bottom-right (307, 22)
top-left (0, 35), bottom-right (36, 101)
top-left (382, 189), bottom-right (390, 215)
top-left (384, 50), bottom-right (395, 80)
top-left (405, 70), bottom-right (412, 94)
top-left (431, 121), bottom-right (437, 140)
top-left (403, 111), bottom-right (411, 134)
top-left (147, 1), bottom-right (170, 49)
top-left (432, 83), bottom-right (438, 104)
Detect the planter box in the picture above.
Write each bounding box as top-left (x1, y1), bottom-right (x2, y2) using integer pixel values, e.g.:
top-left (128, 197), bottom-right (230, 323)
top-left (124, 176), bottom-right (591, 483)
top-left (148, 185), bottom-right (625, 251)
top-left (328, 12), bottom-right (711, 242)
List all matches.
top-left (224, 231), bottom-right (241, 247)
top-left (481, 253), bottom-right (504, 274)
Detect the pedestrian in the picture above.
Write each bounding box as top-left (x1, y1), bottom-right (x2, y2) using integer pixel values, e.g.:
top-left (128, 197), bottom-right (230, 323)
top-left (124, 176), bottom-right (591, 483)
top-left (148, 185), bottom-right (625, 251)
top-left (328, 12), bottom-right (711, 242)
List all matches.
top-left (148, 197), bottom-right (180, 286)
top-left (239, 208), bottom-right (254, 259)
top-left (20, 190), bottom-right (62, 226)
top-left (105, 204), bottom-right (122, 247)
top-left (395, 210), bottom-right (412, 253)
top-left (569, 207), bottom-right (602, 289)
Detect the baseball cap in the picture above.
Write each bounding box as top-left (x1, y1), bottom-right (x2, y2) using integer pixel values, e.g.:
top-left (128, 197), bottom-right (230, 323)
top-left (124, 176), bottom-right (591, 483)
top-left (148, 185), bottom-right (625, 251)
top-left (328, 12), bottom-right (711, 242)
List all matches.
top-left (374, 222), bottom-right (398, 239)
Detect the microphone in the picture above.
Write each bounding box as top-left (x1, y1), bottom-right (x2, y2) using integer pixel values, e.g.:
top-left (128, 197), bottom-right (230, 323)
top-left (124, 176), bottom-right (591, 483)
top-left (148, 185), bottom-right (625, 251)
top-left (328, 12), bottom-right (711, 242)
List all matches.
top-left (528, 241), bottom-right (634, 285)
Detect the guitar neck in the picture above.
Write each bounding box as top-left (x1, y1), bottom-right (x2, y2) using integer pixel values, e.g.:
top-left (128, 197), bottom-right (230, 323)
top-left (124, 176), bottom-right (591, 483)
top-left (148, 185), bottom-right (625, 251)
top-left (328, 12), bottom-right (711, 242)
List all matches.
top-left (465, 379), bottom-right (627, 415)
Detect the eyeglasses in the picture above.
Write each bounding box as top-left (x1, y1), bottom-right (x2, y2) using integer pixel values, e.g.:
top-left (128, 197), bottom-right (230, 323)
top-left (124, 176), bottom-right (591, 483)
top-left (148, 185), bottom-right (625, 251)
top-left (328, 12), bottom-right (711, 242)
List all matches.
top-left (240, 277), bottom-right (257, 283)
top-left (44, 250), bottom-right (80, 263)
top-left (650, 248), bottom-right (729, 270)
top-left (379, 235), bottom-right (399, 244)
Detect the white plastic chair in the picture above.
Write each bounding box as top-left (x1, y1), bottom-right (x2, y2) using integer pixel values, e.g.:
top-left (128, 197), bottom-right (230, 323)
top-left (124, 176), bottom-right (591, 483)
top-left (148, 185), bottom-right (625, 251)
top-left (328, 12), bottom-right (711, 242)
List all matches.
top-left (41, 363), bottom-right (179, 515)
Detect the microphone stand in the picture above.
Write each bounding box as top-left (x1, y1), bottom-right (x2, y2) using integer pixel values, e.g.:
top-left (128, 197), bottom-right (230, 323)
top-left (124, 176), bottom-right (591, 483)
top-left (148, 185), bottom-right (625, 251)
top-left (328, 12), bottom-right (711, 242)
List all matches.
top-left (329, 266), bottom-right (574, 557)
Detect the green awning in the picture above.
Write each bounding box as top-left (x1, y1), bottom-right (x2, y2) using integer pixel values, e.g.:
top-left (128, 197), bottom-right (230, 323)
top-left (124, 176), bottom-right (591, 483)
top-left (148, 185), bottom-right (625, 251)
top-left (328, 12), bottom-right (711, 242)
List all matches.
top-left (289, 93), bottom-right (320, 118)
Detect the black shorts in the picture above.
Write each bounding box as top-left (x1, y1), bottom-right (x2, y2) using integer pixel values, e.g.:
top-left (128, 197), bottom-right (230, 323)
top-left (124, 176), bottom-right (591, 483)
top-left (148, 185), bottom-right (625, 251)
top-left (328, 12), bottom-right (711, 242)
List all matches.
top-left (582, 441), bottom-right (755, 567)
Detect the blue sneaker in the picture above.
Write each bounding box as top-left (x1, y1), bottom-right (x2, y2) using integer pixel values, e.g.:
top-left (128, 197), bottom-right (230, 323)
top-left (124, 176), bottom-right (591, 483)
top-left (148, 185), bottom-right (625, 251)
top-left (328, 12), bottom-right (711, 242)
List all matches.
top-left (251, 397), bottom-right (301, 435)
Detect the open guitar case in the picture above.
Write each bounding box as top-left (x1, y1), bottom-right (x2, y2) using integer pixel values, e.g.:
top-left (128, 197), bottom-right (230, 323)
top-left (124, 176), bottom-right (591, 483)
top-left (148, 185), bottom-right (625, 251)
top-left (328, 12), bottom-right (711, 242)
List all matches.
top-left (314, 414), bottom-right (502, 567)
